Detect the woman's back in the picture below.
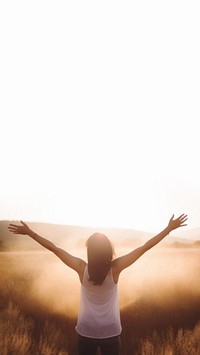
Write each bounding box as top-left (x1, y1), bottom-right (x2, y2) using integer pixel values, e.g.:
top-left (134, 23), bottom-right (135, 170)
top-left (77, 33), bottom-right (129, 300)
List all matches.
top-left (76, 264), bottom-right (122, 339)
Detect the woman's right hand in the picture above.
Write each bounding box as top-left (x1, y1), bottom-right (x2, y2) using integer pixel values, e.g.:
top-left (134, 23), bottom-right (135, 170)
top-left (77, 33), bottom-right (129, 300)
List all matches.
top-left (167, 214), bottom-right (188, 232)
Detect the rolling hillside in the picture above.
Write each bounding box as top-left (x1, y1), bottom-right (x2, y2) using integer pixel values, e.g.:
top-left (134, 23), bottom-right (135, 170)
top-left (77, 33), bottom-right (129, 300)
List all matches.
top-left (0, 220), bottom-right (199, 252)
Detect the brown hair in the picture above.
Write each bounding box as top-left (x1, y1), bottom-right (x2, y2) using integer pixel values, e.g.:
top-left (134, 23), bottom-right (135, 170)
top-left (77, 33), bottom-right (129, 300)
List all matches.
top-left (86, 233), bottom-right (114, 285)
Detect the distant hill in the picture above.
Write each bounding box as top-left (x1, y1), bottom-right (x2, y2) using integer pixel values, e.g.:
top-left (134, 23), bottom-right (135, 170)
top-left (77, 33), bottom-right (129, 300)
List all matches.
top-left (0, 220), bottom-right (96, 251)
top-left (175, 227), bottom-right (200, 241)
top-left (0, 220), bottom-right (199, 252)
top-left (0, 220), bottom-right (153, 251)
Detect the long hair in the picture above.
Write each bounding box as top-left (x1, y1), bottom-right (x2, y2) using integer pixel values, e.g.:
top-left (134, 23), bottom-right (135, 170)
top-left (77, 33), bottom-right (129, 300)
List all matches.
top-left (86, 233), bottom-right (114, 285)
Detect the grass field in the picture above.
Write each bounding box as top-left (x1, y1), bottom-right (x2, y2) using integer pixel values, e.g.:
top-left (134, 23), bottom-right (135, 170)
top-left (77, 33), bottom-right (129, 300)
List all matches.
top-left (1, 248), bottom-right (200, 354)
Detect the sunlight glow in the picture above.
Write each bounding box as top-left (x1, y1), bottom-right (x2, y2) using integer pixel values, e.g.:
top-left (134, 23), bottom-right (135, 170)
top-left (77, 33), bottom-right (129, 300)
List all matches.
top-left (1, 1), bottom-right (200, 233)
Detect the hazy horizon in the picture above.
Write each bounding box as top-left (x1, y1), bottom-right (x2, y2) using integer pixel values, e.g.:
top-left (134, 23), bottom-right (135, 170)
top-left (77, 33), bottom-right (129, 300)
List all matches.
top-left (1, 247), bottom-right (199, 318)
top-left (1, 219), bottom-right (200, 248)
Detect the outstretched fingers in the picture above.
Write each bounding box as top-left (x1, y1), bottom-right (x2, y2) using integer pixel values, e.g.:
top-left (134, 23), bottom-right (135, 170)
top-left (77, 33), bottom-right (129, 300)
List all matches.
top-left (8, 220), bottom-right (31, 236)
top-left (178, 214), bottom-right (188, 226)
top-left (8, 224), bottom-right (21, 234)
top-left (20, 220), bottom-right (28, 226)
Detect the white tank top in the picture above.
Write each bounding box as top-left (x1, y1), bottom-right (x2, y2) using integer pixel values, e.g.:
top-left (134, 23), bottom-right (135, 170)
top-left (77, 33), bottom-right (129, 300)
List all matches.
top-left (75, 264), bottom-right (122, 338)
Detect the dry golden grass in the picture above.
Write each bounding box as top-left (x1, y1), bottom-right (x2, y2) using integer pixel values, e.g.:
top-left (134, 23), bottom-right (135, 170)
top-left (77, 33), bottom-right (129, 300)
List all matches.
top-left (1, 249), bottom-right (200, 354)
top-left (1, 301), bottom-right (200, 354)
top-left (140, 324), bottom-right (200, 355)
top-left (0, 302), bottom-right (70, 355)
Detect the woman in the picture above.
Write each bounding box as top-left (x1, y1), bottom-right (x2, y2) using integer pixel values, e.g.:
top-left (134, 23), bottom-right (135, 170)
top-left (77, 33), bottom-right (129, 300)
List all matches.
top-left (8, 213), bottom-right (188, 355)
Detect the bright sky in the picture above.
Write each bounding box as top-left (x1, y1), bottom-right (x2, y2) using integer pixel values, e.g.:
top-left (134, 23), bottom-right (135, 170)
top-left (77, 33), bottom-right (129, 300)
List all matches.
top-left (1, 1), bottom-right (200, 233)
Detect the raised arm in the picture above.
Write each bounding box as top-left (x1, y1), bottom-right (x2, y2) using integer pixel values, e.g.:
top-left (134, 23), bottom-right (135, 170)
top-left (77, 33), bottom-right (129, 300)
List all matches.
top-left (8, 221), bottom-right (86, 278)
top-left (112, 214), bottom-right (188, 278)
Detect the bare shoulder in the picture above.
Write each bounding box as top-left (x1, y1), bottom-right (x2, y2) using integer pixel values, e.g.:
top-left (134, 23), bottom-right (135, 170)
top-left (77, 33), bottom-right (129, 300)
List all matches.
top-left (111, 245), bottom-right (147, 277)
top-left (111, 260), bottom-right (121, 284)
top-left (79, 260), bottom-right (87, 283)
top-left (53, 247), bottom-right (86, 279)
